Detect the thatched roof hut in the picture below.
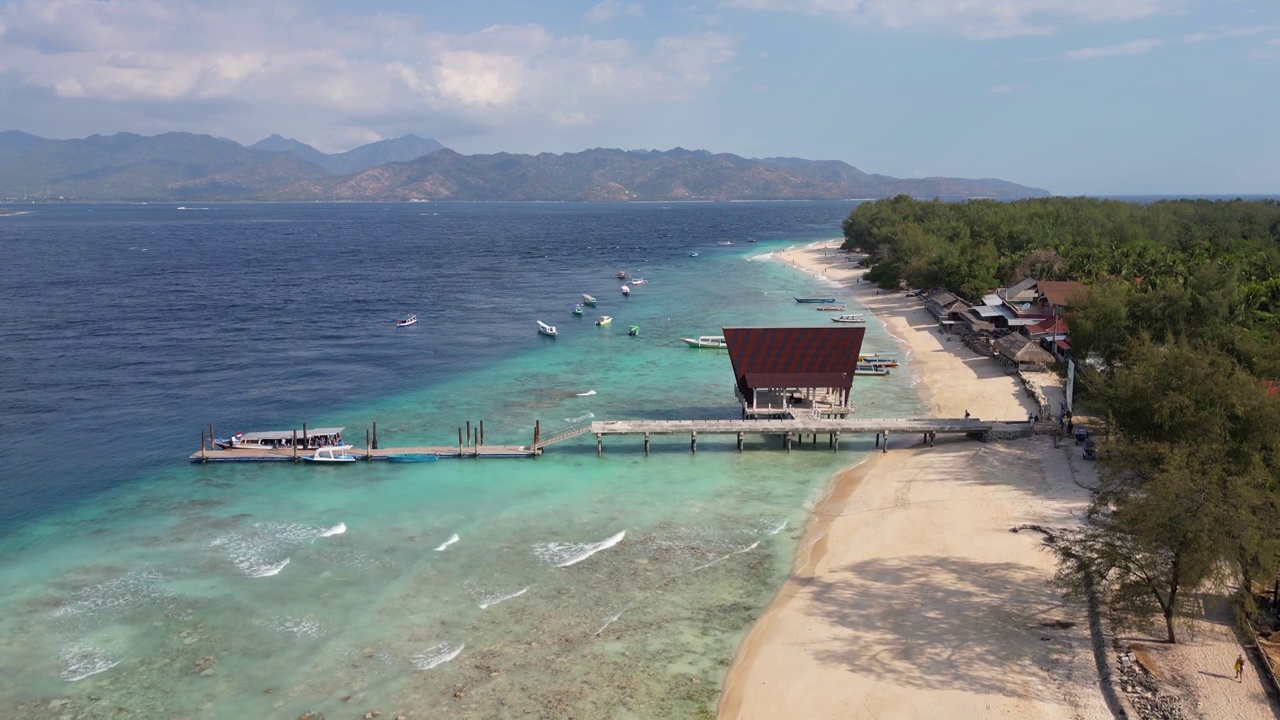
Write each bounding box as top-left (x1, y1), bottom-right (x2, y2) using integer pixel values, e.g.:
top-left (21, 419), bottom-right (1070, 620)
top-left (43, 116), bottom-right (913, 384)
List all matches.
top-left (995, 333), bottom-right (1056, 368)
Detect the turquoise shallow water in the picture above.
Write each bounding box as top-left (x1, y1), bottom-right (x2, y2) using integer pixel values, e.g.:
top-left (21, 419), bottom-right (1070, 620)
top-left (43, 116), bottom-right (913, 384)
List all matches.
top-left (1, 233), bottom-right (924, 718)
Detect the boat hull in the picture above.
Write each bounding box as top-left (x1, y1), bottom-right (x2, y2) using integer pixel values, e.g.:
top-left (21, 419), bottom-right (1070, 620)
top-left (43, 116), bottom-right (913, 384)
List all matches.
top-left (385, 453), bottom-right (439, 463)
top-left (794, 297), bottom-right (837, 303)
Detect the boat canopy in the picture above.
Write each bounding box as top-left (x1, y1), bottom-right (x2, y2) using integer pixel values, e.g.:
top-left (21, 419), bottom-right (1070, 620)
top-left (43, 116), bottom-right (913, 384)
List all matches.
top-left (239, 427), bottom-right (344, 442)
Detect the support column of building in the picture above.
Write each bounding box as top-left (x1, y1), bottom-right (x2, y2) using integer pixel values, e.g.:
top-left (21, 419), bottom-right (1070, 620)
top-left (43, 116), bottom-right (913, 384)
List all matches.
top-left (785, 431), bottom-right (792, 452)
top-left (833, 431), bottom-right (840, 452)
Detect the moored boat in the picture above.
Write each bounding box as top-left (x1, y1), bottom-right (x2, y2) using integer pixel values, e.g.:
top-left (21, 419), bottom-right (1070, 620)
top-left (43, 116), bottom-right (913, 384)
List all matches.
top-left (831, 313), bottom-right (866, 324)
top-left (538, 320), bottom-right (558, 337)
top-left (572, 304), bottom-right (584, 316)
top-left (687, 252), bottom-right (699, 257)
top-left (859, 352), bottom-right (900, 367)
top-left (628, 325), bottom-right (640, 336)
top-left (680, 335), bottom-right (727, 348)
top-left (301, 446), bottom-right (358, 463)
top-left (396, 314), bottom-right (418, 327)
top-left (716, 241), bottom-right (732, 246)
top-left (596, 315), bottom-right (613, 326)
top-left (215, 427), bottom-right (345, 450)
top-left (795, 297), bottom-right (837, 303)
top-left (816, 305), bottom-right (845, 311)
top-left (385, 452), bottom-right (439, 463)
top-left (617, 269), bottom-right (627, 279)
top-left (621, 285), bottom-right (630, 296)
top-left (854, 364), bottom-right (891, 376)
top-left (629, 278), bottom-right (647, 286)
top-left (582, 294), bottom-right (597, 306)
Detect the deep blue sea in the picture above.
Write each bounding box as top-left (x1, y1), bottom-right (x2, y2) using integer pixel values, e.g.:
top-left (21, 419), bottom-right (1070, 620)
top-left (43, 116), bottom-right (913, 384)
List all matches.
top-left (0, 202), bottom-right (924, 718)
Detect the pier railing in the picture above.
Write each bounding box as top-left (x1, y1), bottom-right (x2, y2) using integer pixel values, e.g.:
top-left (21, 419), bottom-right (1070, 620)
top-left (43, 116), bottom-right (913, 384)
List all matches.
top-left (535, 420), bottom-right (594, 449)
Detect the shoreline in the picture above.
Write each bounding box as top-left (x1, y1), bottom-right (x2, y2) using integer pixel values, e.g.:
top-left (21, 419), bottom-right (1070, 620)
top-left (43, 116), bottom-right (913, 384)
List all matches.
top-left (718, 241), bottom-right (1108, 719)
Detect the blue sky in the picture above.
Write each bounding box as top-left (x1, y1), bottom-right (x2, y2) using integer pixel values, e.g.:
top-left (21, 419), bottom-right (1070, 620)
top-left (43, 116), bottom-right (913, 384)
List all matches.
top-left (0, 0), bottom-right (1275, 194)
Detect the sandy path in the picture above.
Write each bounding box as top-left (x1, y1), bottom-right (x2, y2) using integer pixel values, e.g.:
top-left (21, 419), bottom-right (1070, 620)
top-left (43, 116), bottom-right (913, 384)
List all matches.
top-left (718, 242), bottom-right (1110, 720)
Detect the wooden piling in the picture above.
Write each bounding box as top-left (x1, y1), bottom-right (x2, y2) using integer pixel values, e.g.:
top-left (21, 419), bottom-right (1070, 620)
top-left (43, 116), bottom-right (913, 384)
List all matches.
top-left (208, 423), bottom-right (214, 451)
top-left (691, 431), bottom-right (697, 454)
top-left (834, 431), bottom-right (840, 452)
top-left (644, 432), bottom-right (650, 456)
top-left (372, 421), bottom-right (378, 450)
top-left (366, 428), bottom-right (371, 460)
top-left (737, 431), bottom-right (744, 452)
top-left (292, 430), bottom-right (298, 462)
top-left (785, 431), bottom-right (792, 452)
top-left (597, 433), bottom-right (603, 456)
top-left (882, 430), bottom-right (889, 453)
top-left (875, 432), bottom-right (880, 448)
top-left (534, 420), bottom-right (540, 448)
top-left (200, 431), bottom-right (206, 463)
top-left (458, 427), bottom-right (463, 455)
top-left (466, 421), bottom-right (472, 447)
top-left (479, 421), bottom-right (485, 446)
top-left (303, 423), bottom-right (307, 449)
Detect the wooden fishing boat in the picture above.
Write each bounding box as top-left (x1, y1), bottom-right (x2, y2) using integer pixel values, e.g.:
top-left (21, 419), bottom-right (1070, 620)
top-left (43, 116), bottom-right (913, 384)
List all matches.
top-left (582, 294), bottom-right (597, 306)
top-left (854, 364), bottom-right (890, 376)
top-left (572, 304), bottom-right (584, 316)
top-left (815, 305), bottom-right (845, 312)
top-left (794, 297), bottom-right (837, 303)
top-left (830, 314), bottom-right (866, 324)
top-left (680, 335), bottom-right (727, 348)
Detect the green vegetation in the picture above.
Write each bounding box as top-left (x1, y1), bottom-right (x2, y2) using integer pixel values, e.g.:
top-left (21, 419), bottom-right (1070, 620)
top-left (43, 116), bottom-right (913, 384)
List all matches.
top-left (843, 196), bottom-right (1280, 642)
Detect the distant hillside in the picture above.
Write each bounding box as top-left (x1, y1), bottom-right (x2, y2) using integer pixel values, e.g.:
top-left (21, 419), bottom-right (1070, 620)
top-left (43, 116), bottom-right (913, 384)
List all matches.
top-left (0, 132), bottom-right (1049, 201)
top-left (0, 132), bottom-right (330, 201)
top-left (249, 134), bottom-right (445, 174)
top-left (268, 147), bottom-right (1050, 202)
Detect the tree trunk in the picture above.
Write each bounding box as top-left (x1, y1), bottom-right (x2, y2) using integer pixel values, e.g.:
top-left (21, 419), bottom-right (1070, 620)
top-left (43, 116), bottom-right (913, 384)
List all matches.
top-left (1164, 607), bottom-right (1177, 644)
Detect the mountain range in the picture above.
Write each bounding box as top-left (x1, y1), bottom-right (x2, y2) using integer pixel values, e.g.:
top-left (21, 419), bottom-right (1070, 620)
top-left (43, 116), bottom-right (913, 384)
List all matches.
top-left (0, 130), bottom-right (1049, 201)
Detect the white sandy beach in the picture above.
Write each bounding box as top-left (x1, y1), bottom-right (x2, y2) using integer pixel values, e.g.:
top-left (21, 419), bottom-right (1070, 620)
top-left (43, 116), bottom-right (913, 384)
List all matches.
top-left (718, 243), bottom-right (1110, 719)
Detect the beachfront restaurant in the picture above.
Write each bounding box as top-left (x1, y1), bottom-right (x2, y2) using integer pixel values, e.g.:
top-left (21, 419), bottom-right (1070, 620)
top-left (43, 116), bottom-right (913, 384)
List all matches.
top-left (723, 326), bottom-right (867, 420)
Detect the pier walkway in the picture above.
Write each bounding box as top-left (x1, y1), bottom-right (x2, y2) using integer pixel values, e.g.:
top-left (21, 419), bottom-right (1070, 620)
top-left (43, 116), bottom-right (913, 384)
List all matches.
top-left (537, 417), bottom-right (1031, 454)
top-left (190, 444), bottom-right (535, 463)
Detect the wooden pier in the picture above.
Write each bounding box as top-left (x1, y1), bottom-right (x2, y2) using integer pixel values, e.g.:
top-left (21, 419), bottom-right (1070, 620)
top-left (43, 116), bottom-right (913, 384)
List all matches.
top-left (189, 444), bottom-right (536, 463)
top-left (535, 417), bottom-right (1030, 455)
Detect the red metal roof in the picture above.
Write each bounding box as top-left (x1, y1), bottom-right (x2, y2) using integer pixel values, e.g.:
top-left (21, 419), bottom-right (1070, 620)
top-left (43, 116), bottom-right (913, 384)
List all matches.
top-left (723, 327), bottom-right (867, 396)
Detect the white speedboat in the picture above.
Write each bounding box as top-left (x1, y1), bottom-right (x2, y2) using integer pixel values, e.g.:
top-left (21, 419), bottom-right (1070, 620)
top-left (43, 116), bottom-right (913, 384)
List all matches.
top-left (621, 285), bottom-right (631, 296)
top-left (596, 315), bottom-right (613, 326)
top-left (831, 314), bottom-right (866, 324)
top-left (680, 335), bottom-right (727, 348)
top-left (302, 446), bottom-right (358, 463)
top-left (629, 278), bottom-right (647, 286)
top-left (396, 314), bottom-right (418, 327)
top-left (538, 320), bottom-right (558, 337)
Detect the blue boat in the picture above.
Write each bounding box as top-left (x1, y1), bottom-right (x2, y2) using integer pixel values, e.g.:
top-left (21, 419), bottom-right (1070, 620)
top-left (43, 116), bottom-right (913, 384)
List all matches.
top-left (794, 297), bottom-right (837, 303)
top-left (385, 453), bottom-right (439, 463)
top-left (572, 304), bottom-right (584, 316)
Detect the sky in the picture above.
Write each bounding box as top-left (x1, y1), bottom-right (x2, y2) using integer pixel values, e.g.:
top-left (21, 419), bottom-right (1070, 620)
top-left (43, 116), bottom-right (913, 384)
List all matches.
top-left (0, 0), bottom-right (1276, 195)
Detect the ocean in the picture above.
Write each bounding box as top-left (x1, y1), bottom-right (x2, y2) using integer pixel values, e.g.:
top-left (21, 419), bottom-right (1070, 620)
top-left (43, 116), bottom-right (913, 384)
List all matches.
top-left (0, 202), bottom-right (925, 718)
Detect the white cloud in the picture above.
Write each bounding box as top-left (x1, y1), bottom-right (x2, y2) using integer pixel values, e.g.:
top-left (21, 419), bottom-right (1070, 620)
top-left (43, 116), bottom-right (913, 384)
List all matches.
top-left (0, 0), bottom-right (735, 148)
top-left (1062, 38), bottom-right (1164, 60)
top-left (585, 0), bottom-right (644, 23)
top-left (719, 0), bottom-right (1179, 39)
top-left (1183, 25), bottom-right (1269, 43)
top-left (1249, 37), bottom-right (1280, 60)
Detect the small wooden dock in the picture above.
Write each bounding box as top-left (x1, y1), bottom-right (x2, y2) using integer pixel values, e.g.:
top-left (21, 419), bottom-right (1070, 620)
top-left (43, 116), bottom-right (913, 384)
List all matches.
top-left (536, 417), bottom-right (1028, 454)
top-left (189, 444), bottom-right (536, 463)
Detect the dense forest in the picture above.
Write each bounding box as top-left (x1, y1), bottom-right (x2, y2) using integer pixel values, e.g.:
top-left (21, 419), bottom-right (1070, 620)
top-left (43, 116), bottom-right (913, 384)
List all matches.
top-left (842, 196), bottom-right (1280, 642)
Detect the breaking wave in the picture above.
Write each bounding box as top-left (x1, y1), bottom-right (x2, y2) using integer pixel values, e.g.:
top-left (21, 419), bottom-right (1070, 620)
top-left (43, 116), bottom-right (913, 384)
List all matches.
top-left (411, 642), bottom-right (464, 670)
top-left (575, 389), bottom-right (597, 397)
top-left (434, 533), bottom-right (459, 552)
top-left (533, 530), bottom-right (625, 568)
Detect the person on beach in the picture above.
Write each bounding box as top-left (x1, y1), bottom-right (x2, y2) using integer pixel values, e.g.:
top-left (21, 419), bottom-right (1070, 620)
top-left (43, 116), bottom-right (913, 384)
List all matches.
top-left (1236, 653), bottom-right (1246, 682)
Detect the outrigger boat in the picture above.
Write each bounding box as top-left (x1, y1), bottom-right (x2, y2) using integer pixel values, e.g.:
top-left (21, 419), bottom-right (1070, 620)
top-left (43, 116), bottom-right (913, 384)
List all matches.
top-left (582, 294), bottom-right (598, 307)
top-left (538, 320), bottom-right (558, 337)
top-left (396, 314), bottom-right (418, 327)
top-left (816, 305), bottom-right (845, 312)
top-left (680, 335), bottom-right (727, 349)
top-left (572, 304), bottom-right (584, 316)
top-left (596, 315), bottom-right (613, 326)
top-left (301, 446), bottom-right (358, 463)
top-left (621, 285), bottom-right (631, 296)
top-left (215, 427), bottom-right (345, 450)
top-left (854, 364), bottom-right (891, 377)
top-left (629, 278), bottom-right (647, 286)
top-left (617, 270), bottom-right (628, 279)
top-left (795, 297), bottom-right (837, 304)
top-left (860, 352), bottom-right (900, 367)
top-left (716, 241), bottom-right (732, 246)
top-left (831, 313), bottom-right (866, 324)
